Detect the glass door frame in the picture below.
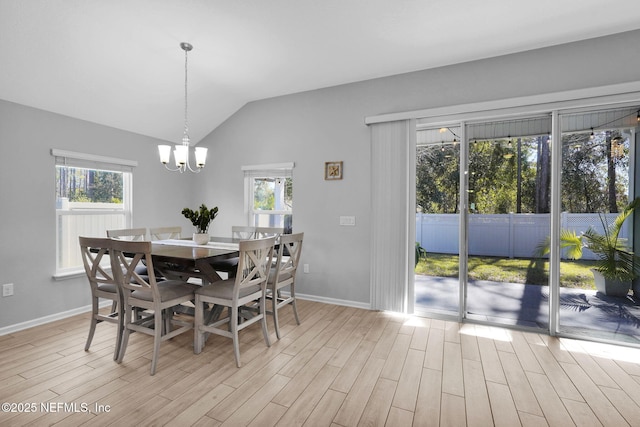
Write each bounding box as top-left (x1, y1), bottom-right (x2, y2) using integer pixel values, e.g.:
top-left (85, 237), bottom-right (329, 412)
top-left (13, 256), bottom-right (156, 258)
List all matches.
top-left (458, 121), bottom-right (469, 323)
top-left (549, 110), bottom-right (561, 335)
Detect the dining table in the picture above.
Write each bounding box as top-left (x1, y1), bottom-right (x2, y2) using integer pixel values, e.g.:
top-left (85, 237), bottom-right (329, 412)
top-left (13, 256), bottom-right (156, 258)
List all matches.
top-left (150, 237), bottom-right (240, 285)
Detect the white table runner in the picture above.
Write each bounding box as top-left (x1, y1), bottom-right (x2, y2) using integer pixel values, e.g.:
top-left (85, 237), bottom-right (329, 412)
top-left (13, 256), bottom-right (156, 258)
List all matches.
top-left (153, 239), bottom-right (239, 250)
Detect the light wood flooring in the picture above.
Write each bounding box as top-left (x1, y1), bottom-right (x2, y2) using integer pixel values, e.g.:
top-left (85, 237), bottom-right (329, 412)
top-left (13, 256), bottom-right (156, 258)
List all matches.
top-left (3, 300), bottom-right (640, 426)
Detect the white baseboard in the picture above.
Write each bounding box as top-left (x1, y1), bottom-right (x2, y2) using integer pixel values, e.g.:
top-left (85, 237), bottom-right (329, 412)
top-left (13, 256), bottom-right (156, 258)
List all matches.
top-left (295, 293), bottom-right (371, 310)
top-left (0, 301), bottom-right (111, 336)
top-left (0, 295), bottom-right (370, 337)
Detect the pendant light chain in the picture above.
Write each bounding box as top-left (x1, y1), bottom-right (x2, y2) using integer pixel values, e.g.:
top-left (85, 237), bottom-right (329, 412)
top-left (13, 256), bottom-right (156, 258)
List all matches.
top-left (183, 44), bottom-right (189, 144)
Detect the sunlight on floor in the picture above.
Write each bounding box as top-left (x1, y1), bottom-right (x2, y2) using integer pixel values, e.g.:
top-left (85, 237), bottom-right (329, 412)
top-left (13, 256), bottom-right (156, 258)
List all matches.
top-left (387, 308), bottom-right (640, 359)
top-left (458, 323), bottom-right (514, 342)
top-left (558, 336), bottom-right (640, 363)
top-left (402, 316), bottom-right (431, 328)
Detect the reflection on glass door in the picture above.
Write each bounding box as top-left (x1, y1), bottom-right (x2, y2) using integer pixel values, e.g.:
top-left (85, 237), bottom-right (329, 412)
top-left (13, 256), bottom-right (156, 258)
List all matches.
top-left (414, 126), bottom-right (460, 317)
top-left (558, 107), bottom-right (639, 343)
top-left (464, 117), bottom-right (551, 330)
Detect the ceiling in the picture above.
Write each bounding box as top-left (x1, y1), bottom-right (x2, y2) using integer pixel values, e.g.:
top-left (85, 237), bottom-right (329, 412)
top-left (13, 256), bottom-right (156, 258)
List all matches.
top-left (3, 1), bottom-right (640, 145)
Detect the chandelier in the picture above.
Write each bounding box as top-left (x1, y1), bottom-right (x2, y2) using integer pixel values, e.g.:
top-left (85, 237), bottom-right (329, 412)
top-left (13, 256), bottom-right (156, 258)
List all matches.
top-left (158, 42), bottom-right (207, 173)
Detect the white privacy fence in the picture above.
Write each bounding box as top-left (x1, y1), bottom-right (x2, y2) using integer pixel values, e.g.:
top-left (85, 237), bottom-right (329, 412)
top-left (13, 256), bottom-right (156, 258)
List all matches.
top-left (56, 201), bottom-right (127, 271)
top-left (416, 213), bottom-right (628, 260)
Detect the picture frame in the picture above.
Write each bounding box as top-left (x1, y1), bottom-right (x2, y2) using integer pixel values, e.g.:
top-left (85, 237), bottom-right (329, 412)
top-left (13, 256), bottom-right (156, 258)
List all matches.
top-left (325, 161), bottom-right (343, 180)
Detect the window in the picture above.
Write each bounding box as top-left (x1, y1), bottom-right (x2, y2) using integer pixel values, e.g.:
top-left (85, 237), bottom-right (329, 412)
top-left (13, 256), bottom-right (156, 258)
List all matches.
top-left (243, 163), bottom-right (294, 233)
top-left (52, 149), bottom-right (136, 278)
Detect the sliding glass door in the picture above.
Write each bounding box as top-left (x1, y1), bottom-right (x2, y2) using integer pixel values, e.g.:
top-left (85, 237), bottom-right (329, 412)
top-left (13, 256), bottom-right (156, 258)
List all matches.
top-left (414, 104), bottom-right (640, 344)
top-left (414, 126), bottom-right (460, 317)
top-left (464, 117), bottom-right (551, 330)
top-left (557, 107), bottom-right (640, 343)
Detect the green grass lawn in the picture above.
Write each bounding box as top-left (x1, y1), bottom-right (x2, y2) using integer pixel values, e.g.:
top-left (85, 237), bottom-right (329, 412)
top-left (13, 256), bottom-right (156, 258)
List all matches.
top-left (415, 253), bottom-right (598, 289)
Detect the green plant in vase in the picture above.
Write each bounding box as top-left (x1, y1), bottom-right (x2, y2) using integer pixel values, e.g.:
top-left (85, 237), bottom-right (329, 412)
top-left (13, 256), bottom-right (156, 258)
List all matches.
top-left (182, 204), bottom-right (219, 244)
top-left (535, 197), bottom-right (640, 297)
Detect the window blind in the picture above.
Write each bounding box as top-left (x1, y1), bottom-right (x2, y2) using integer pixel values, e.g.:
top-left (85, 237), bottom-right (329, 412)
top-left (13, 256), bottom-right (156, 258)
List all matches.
top-left (241, 162), bottom-right (294, 178)
top-left (51, 149), bottom-right (137, 172)
top-left (370, 120), bottom-right (413, 313)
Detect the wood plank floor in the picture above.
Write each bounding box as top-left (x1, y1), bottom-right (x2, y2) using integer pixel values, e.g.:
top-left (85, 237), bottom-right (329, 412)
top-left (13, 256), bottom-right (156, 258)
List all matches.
top-left (2, 300), bottom-right (640, 426)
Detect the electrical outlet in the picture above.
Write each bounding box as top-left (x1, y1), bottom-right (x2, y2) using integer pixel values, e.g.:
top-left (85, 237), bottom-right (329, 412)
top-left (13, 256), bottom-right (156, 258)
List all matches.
top-left (2, 283), bottom-right (14, 297)
top-left (339, 216), bottom-right (356, 226)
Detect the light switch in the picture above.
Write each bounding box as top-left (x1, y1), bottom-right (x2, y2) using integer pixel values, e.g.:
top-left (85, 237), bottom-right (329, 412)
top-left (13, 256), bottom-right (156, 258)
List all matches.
top-left (339, 216), bottom-right (356, 226)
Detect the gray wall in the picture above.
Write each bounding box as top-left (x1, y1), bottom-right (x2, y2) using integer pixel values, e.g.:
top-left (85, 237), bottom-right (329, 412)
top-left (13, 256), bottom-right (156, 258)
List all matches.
top-left (1, 29), bottom-right (640, 330)
top-left (0, 101), bottom-right (199, 329)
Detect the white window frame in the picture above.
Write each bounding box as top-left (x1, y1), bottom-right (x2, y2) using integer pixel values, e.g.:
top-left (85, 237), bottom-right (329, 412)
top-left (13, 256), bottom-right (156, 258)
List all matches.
top-left (52, 149), bottom-right (137, 279)
top-left (242, 162), bottom-right (294, 230)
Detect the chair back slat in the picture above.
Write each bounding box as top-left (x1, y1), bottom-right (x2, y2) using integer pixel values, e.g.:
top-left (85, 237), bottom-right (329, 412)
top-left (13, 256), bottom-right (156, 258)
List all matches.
top-left (150, 226), bottom-right (181, 240)
top-left (110, 239), bottom-right (160, 299)
top-left (236, 236), bottom-right (276, 293)
top-left (273, 232), bottom-right (304, 286)
top-left (107, 228), bottom-right (147, 241)
top-left (254, 227), bottom-right (284, 240)
top-left (79, 236), bottom-right (115, 288)
top-left (231, 226), bottom-right (284, 241)
top-left (232, 226), bottom-right (257, 239)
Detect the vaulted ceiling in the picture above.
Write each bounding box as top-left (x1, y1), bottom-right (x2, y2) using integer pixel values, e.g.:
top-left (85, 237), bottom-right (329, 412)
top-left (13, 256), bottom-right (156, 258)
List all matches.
top-left (2, 0), bottom-right (640, 144)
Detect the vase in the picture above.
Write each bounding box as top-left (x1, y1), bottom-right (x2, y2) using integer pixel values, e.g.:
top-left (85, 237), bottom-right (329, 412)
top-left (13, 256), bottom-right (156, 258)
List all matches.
top-left (192, 233), bottom-right (209, 245)
top-left (591, 269), bottom-right (630, 297)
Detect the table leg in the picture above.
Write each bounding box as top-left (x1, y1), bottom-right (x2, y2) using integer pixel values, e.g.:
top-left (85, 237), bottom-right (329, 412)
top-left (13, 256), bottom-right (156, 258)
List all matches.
top-left (194, 259), bottom-right (223, 284)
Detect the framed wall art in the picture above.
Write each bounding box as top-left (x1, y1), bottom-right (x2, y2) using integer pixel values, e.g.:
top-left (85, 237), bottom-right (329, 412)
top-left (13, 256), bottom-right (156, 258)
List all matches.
top-left (324, 161), bottom-right (343, 180)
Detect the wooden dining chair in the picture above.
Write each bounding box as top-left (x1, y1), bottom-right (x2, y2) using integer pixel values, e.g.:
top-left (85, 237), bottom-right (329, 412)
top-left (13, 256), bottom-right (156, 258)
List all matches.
top-left (267, 232), bottom-right (304, 339)
top-left (79, 236), bottom-right (123, 360)
top-left (150, 226), bottom-right (182, 240)
top-left (110, 239), bottom-right (198, 375)
top-left (194, 236), bottom-right (276, 367)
